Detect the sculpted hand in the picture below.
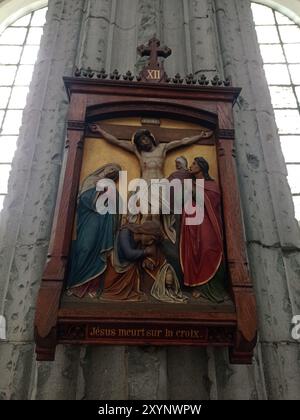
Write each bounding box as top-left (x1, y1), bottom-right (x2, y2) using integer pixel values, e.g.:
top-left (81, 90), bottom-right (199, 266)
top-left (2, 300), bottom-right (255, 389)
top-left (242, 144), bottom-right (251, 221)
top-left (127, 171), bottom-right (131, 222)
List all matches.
top-left (89, 123), bottom-right (102, 134)
top-left (201, 130), bottom-right (213, 138)
top-left (88, 124), bottom-right (132, 152)
top-left (167, 129), bottom-right (214, 151)
top-left (142, 259), bottom-right (155, 271)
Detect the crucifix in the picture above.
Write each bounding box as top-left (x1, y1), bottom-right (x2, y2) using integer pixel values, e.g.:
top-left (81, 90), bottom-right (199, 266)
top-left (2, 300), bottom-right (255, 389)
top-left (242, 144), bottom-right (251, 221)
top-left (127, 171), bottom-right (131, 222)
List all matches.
top-left (137, 36), bottom-right (172, 83)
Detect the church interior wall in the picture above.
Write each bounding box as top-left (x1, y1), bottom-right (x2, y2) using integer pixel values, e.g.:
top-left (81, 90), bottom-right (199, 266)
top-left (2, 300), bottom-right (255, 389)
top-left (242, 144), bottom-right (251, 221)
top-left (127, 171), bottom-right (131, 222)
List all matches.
top-left (0, 0), bottom-right (299, 400)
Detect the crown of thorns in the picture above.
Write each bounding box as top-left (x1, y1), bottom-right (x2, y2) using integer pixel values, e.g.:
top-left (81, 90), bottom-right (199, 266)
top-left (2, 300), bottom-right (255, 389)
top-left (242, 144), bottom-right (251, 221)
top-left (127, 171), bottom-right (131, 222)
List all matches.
top-left (132, 129), bottom-right (157, 146)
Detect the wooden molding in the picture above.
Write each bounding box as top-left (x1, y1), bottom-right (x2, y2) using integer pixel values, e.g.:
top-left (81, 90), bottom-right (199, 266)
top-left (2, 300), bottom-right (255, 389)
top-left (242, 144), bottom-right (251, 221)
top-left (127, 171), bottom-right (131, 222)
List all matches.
top-left (218, 129), bottom-right (235, 140)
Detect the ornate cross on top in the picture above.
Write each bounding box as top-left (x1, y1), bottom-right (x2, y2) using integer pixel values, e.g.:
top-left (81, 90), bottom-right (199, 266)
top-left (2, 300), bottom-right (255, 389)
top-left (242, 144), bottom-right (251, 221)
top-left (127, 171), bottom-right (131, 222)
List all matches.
top-left (137, 36), bottom-right (172, 83)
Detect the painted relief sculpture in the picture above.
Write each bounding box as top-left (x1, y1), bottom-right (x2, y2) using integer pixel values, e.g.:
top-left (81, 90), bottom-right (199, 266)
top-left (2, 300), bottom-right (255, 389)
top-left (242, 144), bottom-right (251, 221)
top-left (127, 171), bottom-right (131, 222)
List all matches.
top-left (34, 36), bottom-right (257, 363)
top-left (66, 127), bottom-right (227, 305)
top-left (89, 124), bottom-right (212, 182)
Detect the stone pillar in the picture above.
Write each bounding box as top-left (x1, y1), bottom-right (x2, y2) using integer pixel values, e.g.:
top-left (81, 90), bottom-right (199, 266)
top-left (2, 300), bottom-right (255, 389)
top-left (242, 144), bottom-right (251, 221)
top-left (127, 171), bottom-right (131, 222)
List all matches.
top-left (183, 0), bottom-right (223, 76)
top-left (167, 347), bottom-right (210, 400)
top-left (214, 0), bottom-right (300, 400)
top-left (109, 0), bottom-right (138, 72)
top-left (0, 0), bottom-right (86, 399)
top-left (76, 0), bottom-right (113, 71)
top-left (160, 0), bottom-right (186, 76)
top-left (76, 346), bottom-right (127, 400)
top-left (162, 0), bottom-right (223, 77)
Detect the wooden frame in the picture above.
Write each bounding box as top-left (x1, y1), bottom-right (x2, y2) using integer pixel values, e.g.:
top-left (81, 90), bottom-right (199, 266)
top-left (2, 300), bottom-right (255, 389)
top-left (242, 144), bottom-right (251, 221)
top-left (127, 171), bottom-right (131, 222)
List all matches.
top-left (34, 76), bottom-right (257, 364)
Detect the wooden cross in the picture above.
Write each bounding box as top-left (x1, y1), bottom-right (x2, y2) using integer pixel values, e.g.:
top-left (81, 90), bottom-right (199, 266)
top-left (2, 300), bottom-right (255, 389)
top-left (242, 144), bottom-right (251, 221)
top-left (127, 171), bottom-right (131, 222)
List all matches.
top-left (137, 36), bottom-right (172, 83)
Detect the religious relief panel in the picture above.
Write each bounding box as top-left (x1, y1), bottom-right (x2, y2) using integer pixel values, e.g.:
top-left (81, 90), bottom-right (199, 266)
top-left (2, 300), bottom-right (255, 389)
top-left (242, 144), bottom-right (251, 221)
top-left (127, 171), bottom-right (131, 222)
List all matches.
top-left (64, 118), bottom-right (227, 307)
top-left (34, 38), bottom-right (257, 364)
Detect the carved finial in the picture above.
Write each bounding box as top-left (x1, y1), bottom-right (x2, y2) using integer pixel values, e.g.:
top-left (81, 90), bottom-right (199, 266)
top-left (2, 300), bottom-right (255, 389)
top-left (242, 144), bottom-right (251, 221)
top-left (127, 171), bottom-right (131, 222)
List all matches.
top-left (198, 74), bottom-right (209, 86)
top-left (97, 68), bottom-right (108, 79)
top-left (110, 69), bottom-right (121, 80)
top-left (224, 77), bottom-right (231, 87)
top-left (137, 36), bottom-right (172, 83)
top-left (173, 73), bottom-right (184, 84)
top-left (74, 67), bottom-right (81, 77)
top-left (185, 73), bottom-right (197, 85)
top-left (123, 71), bottom-right (134, 81)
top-left (211, 75), bottom-right (222, 86)
top-left (86, 67), bottom-right (94, 78)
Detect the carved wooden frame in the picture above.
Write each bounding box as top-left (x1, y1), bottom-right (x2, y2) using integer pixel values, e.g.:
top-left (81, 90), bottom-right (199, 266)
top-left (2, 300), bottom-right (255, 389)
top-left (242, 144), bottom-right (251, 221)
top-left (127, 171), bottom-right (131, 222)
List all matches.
top-left (34, 77), bottom-right (257, 364)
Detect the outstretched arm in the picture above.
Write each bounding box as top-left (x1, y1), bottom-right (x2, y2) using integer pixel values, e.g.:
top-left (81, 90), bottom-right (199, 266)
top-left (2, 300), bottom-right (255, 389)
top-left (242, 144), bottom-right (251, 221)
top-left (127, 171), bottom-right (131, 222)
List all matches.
top-left (165, 130), bottom-right (213, 152)
top-left (89, 123), bottom-right (135, 153)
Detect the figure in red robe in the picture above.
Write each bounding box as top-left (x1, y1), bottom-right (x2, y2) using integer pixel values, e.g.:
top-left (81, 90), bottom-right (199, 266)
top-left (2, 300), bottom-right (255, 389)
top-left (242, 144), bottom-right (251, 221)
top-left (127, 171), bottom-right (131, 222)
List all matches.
top-left (180, 157), bottom-right (226, 302)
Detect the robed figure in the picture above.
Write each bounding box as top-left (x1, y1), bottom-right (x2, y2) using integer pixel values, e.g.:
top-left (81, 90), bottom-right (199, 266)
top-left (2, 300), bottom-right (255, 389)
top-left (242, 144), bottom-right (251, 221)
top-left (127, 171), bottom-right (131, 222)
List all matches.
top-left (180, 157), bottom-right (227, 302)
top-left (67, 164), bottom-right (121, 298)
top-left (100, 221), bottom-right (161, 301)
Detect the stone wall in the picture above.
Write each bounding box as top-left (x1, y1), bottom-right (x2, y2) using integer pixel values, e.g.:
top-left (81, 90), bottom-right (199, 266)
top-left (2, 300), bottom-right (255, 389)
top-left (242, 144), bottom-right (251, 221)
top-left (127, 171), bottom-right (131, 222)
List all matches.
top-left (0, 0), bottom-right (299, 400)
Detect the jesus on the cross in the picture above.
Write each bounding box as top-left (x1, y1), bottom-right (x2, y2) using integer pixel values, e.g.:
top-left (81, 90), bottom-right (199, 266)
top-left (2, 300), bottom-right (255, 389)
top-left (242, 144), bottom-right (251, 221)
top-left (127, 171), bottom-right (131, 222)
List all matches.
top-left (89, 124), bottom-right (212, 183)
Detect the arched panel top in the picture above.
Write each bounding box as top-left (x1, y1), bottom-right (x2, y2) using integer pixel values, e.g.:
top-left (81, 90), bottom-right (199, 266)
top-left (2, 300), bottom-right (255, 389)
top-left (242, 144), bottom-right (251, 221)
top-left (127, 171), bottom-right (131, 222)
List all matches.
top-left (86, 100), bottom-right (218, 130)
top-left (64, 77), bottom-right (239, 132)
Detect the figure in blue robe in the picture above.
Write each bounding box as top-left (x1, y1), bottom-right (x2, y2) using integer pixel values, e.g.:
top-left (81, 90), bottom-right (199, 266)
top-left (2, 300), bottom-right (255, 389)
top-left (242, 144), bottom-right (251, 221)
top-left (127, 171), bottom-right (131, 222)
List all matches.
top-left (66, 163), bottom-right (121, 297)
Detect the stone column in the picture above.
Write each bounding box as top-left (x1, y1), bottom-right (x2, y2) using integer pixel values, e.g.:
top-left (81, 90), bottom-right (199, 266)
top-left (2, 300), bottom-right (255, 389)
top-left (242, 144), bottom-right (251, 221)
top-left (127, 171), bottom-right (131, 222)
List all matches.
top-left (214, 0), bottom-right (300, 400)
top-left (184, 0), bottom-right (223, 76)
top-left (76, 0), bottom-right (113, 71)
top-left (109, 0), bottom-right (138, 72)
top-left (160, 0), bottom-right (187, 76)
top-left (0, 0), bottom-right (85, 400)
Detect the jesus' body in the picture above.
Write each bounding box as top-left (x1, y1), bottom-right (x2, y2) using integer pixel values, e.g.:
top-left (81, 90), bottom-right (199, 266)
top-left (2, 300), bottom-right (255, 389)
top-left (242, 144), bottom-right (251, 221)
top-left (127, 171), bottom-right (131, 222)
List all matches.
top-left (90, 124), bottom-right (212, 182)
